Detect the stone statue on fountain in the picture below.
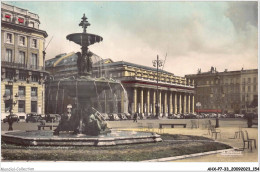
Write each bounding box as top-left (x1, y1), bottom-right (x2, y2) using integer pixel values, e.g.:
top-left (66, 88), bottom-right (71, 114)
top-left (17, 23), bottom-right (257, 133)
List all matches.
top-left (76, 50), bottom-right (93, 76)
top-left (54, 101), bottom-right (110, 136)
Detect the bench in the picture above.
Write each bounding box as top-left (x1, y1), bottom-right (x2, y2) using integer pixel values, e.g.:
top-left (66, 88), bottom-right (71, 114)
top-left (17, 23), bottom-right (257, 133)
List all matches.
top-left (38, 125), bottom-right (58, 130)
top-left (159, 123), bottom-right (186, 129)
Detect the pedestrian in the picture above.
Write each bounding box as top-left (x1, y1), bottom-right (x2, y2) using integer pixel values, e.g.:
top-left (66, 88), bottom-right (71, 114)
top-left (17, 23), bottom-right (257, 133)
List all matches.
top-left (133, 113), bottom-right (138, 123)
top-left (7, 115), bottom-right (14, 131)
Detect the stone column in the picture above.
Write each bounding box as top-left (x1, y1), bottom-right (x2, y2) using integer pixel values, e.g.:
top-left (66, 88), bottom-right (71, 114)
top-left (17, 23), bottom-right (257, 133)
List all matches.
top-left (147, 89), bottom-right (150, 115)
top-left (153, 90), bottom-right (156, 115)
top-left (188, 94), bottom-right (191, 113)
top-left (159, 91), bottom-right (162, 116)
top-left (192, 94), bottom-right (195, 113)
top-left (121, 91), bottom-right (124, 113)
top-left (133, 88), bottom-right (137, 113)
top-left (174, 92), bottom-right (177, 114)
top-left (179, 93), bottom-right (182, 114)
top-left (164, 92), bottom-right (168, 116)
top-left (140, 88), bottom-right (143, 114)
top-left (169, 92), bottom-right (173, 114)
top-left (183, 93), bottom-right (187, 114)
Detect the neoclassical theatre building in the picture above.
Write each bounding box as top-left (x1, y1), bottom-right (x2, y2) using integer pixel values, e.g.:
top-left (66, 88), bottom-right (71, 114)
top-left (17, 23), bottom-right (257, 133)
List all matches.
top-left (46, 52), bottom-right (195, 117)
top-left (1, 3), bottom-right (48, 120)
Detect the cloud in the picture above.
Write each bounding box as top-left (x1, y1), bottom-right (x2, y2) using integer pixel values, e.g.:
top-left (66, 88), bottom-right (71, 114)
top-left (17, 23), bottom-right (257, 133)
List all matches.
top-left (225, 1), bottom-right (258, 31)
top-left (6, 1), bottom-right (257, 76)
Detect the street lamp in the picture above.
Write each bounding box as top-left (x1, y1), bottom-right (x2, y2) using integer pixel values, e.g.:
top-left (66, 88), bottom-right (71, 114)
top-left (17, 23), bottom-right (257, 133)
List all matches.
top-left (221, 92), bottom-right (225, 115)
top-left (245, 94), bottom-right (249, 114)
top-left (3, 90), bottom-right (18, 131)
top-left (210, 90), bottom-right (225, 128)
top-left (196, 102), bottom-right (202, 128)
top-left (152, 55), bottom-right (163, 118)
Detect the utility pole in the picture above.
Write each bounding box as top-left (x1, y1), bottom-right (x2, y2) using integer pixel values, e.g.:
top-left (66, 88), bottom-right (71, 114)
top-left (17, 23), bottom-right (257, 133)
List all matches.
top-left (153, 55), bottom-right (163, 118)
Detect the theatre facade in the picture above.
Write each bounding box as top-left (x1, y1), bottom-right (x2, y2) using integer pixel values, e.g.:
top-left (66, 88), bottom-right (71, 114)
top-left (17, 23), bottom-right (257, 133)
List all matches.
top-left (45, 52), bottom-right (195, 117)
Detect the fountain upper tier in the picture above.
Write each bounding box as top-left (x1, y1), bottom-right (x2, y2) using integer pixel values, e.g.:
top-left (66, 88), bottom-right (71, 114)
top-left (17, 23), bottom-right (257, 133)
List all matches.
top-left (66, 33), bottom-right (103, 47)
top-left (66, 13), bottom-right (103, 47)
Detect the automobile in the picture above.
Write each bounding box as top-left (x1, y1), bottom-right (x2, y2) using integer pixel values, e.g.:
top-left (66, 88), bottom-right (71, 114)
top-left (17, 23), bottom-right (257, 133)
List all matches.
top-left (99, 113), bottom-right (110, 120)
top-left (209, 113), bottom-right (217, 118)
top-left (118, 113), bottom-right (128, 120)
top-left (3, 114), bottom-right (19, 123)
top-left (109, 114), bottom-right (120, 121)
top-left (204, 113), bottom-right (210, 118)
top-left (196, 114), bottom-right (204, 118)
top-left (185, 114), bottom-right (197, 119)
top-left (26, 113), bottom-right (42, 123)
top-left (44, 114), bottom-right (60, 123)
top-left (227, 113), bottom-right (235, 118)
top-left (235, 114), bottom-right (244, 118)
top-left (167, 114), bottom-right (175, 119)
top-left (220, 114), bottom-right (227, 118)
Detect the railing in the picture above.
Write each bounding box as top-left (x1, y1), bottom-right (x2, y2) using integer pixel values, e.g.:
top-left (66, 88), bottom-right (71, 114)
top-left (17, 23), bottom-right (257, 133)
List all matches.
top-left (28, 12), bottom-right (39, 19)
top-left (2, 3), bottom-right (39, 19)
top-left (2, 61), bottom-right (45, 71)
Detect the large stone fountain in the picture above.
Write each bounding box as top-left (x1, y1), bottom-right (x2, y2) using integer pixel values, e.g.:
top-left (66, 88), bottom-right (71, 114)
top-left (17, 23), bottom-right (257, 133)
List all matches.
top-left (2, 14), bottom-right (162, 146)
top-left (50, 14), bottom-right (112, 136)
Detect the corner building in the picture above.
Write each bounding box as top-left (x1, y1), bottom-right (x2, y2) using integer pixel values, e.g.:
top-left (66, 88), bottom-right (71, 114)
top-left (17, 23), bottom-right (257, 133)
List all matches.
top-left (186, 67), bottom-right (258, 114)
top-left (1, 3), bottom-right (48, 120)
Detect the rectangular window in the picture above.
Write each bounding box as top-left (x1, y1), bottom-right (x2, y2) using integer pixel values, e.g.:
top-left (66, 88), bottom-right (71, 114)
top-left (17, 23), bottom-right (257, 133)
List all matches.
top-left (243, 78), bottom-right (246, 84)
top-left (6, 33), bottom-right (12, 43)
top-left (5, 85), bottom-right (13, 112)
top-left (5, 85), bottom-right (12, 96)
top-left (254, 77), bottom-right (257, 83)
top-left (19, 36), bottom-right (25, 45)
top-left (19, 71), bottom-right (27, 81)
top-left (248, 86), bottom-right (251, 92)
top-left (32, 74), bottom-right (39, 82)
top-left (18, 86), bottom-right (25, 96)
top-left (248, 78), bottom-right (251, 83)
top-left (254, 85), bottom-right (256, 92)
top-left (242, 86), bottom-right (245, 92)
top-left (32, 39), bottom-right (37, 48)
top-left (225, 79), bottom-right (228, 84)
top-left (6, 49), bottom-right (12, 62)
top-left (31, 101), bottom-right (37, 113)
top-left (31, 87), bottom-right (37, 97)
top-left (19, 51), bottom-right (25, 64)
top-left (6, 70), bottom-right (14, 80)
top-left (31, 53), bottom-right (38, 68)
top-left (18, 100), bottom-right (25, 112)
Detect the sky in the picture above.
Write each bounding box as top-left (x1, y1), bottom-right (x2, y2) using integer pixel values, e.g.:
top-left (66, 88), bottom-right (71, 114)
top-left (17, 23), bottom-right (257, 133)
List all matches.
top-left (5, 1), bottom-right (258, 76)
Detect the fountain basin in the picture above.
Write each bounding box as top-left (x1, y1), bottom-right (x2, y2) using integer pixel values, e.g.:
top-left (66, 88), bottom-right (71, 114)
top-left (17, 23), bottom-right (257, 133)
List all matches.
top-left (2, 130), bottom-right (162, 146)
